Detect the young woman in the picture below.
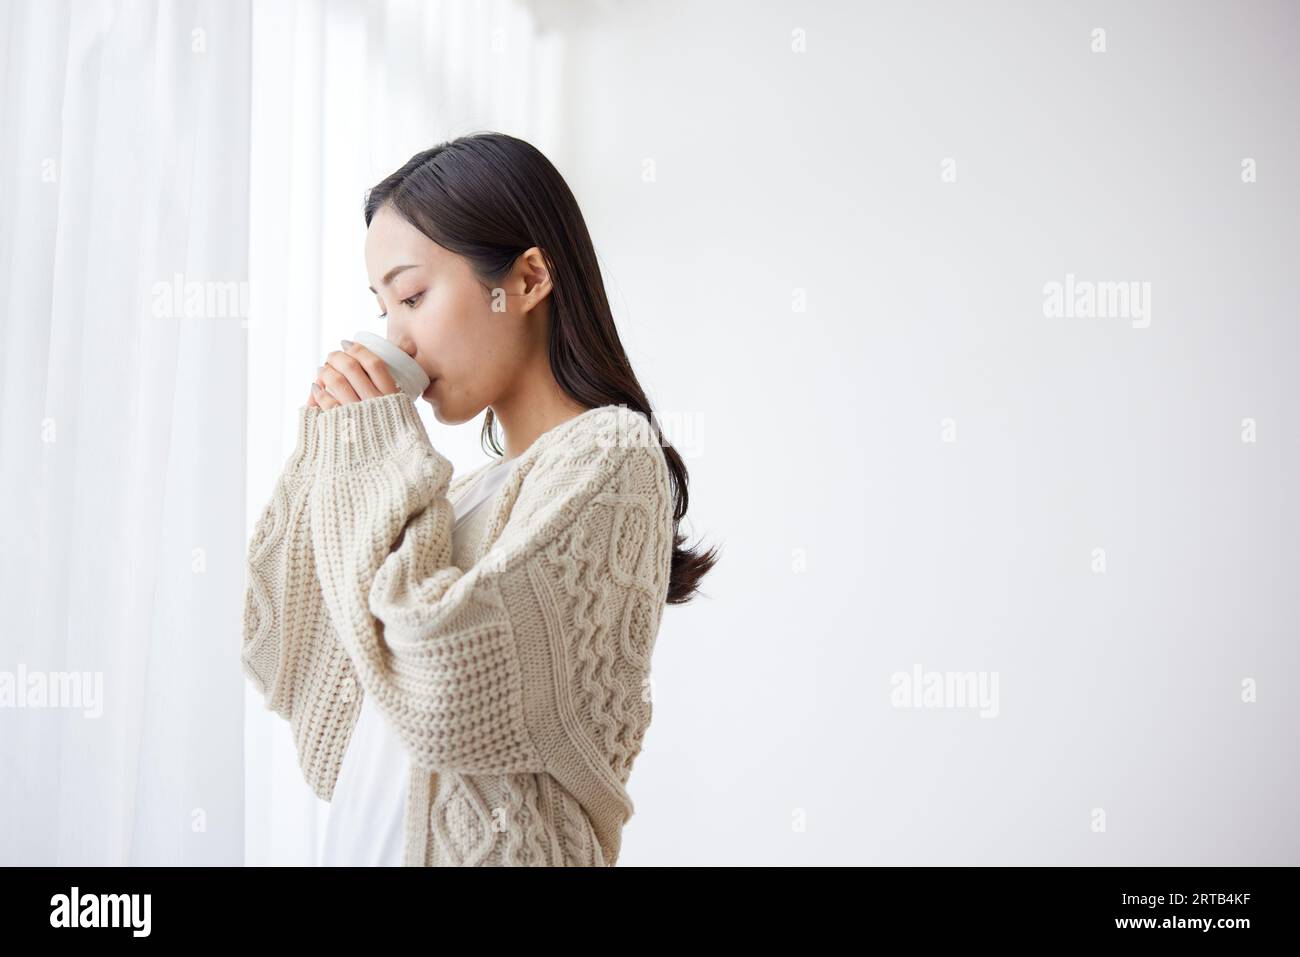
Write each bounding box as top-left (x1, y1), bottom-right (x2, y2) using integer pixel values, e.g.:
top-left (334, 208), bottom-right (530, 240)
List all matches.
top-left (241, 132), bottom-right (716, 866)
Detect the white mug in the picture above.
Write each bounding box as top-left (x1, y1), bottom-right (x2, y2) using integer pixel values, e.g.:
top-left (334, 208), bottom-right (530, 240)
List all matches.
top-left (352, 331), bottom-right (431, 398)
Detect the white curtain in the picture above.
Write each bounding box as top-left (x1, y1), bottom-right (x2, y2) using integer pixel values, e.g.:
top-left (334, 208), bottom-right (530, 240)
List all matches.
top-left (0, 0), bottom-right (561, 866)
top-left (0, 0), bottom-right (251, 865)
top-left (245, 0), bottom-right (563, 865)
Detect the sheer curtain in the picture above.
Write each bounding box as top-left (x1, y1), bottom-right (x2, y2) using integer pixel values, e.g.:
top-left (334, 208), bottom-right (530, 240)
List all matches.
top-left (0, 0), bottom-right (251, 865)
top-left (243, 0), bottom-right (564, 865)
top-left (0, 0), bottom-right (562, 866)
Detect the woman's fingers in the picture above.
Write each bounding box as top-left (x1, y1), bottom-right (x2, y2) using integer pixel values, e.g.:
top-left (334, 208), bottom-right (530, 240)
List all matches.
top-left (317, 357), bottom-right (364, 404)
top-left (341, 342), bottom-right (400, 396)
top-left (311, 342), bottom-right (401, 409)
top-left (319, 344), bottom-right (398, 403)
top-left (311, 381), bottom-right (339, 410)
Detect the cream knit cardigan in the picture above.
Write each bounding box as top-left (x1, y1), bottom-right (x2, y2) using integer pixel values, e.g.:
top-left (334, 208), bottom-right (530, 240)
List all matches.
top-left (241, 392), bottom-right (674, 866)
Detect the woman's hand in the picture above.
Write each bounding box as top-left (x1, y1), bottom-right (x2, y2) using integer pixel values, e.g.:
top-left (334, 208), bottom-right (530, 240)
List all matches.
top-left (307, 340), bottom-right (400, 410)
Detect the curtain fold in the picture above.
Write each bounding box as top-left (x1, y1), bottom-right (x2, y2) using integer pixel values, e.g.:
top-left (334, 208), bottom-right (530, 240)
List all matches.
top-left (0, 0), bottom-right (251, 866)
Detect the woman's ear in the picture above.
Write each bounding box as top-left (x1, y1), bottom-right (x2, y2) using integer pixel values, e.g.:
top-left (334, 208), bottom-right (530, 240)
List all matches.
top-left (516, 246), bottom-right (552, 303)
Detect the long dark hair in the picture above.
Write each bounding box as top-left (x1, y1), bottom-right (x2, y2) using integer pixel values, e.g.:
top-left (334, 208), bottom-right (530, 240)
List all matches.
top-left (363, 132), bottom-right (717, 604)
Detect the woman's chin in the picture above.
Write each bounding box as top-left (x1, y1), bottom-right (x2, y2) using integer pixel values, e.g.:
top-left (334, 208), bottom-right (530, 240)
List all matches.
top-left (421, 379), bottom-right (440, 413)
top-left (422, 380), bottom-right (456, 422)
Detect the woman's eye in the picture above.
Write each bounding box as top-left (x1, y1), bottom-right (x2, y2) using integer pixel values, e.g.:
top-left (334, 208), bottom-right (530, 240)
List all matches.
top-left (375, 292), bottom-right (421, 319)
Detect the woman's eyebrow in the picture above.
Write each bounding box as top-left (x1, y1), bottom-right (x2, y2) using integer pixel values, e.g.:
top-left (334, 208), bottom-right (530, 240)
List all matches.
top-left (368, 263), bottom-right (420, 293)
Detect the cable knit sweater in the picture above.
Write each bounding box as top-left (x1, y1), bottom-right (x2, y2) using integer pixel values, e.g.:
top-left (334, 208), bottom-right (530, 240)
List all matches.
top-left (240, 391), bottom-right (674, 866)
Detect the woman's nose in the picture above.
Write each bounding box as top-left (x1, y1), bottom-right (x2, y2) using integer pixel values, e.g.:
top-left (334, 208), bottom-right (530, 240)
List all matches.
top-left (386, 326), bottom-right (419, 358)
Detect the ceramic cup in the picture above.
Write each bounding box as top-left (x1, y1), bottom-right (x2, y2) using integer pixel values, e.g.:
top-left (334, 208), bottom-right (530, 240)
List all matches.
top-left (352, 330), bottom-right (431, 399)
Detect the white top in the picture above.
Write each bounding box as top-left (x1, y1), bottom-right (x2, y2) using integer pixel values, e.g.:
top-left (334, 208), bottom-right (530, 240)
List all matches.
top-left (319, 456), bottom-right (514, 866)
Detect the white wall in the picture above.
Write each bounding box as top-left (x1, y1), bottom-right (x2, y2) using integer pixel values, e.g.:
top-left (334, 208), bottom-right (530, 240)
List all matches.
top-left (553, 0), bottom-right (1300, 864)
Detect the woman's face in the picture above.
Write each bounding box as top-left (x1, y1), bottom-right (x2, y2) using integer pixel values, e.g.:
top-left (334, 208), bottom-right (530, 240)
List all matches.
top-left (364, 202), bottom-right (530, 425)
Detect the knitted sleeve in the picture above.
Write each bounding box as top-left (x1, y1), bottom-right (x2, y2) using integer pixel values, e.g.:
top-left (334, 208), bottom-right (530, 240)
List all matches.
top-left (307, 392), bottom-right (672, 847)
top-left (241, 401), bottom-right (359, 779)
top-left (241, 404), bottom-right (323, 710)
